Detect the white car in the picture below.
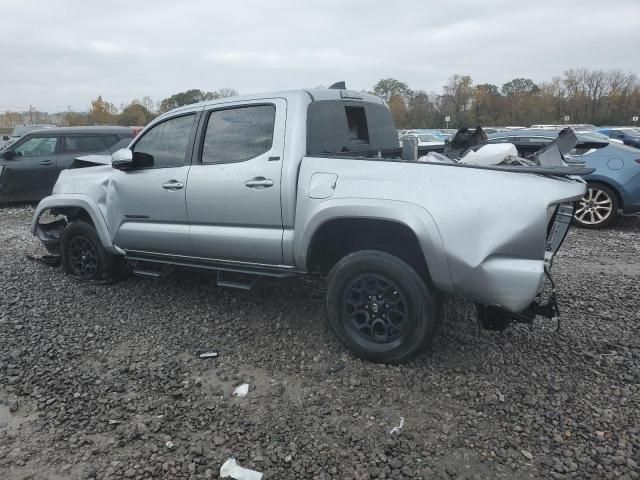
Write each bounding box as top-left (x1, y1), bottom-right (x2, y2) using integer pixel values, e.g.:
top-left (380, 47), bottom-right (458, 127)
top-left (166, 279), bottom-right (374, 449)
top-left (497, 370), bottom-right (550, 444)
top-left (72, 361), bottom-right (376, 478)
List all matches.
top-left (400, 133), bottom-right (444, 147)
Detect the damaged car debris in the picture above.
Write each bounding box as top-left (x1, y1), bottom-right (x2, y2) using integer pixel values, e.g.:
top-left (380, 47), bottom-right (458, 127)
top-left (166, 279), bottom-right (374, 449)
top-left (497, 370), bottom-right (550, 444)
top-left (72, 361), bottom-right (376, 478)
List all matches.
top-left (32, 86), bottom-right (593, 363)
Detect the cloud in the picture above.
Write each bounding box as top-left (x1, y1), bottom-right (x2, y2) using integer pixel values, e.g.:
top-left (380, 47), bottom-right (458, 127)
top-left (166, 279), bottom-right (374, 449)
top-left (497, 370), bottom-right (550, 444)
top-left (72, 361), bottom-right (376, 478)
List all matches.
top-left (0, 0), bottom-right (638, 112)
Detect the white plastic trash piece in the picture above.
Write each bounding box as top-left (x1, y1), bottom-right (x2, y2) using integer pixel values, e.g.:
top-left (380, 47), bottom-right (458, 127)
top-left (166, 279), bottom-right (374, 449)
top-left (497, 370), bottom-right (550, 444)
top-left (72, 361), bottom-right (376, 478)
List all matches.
top-left (220, 458), bottom-right (263, 480)
top-left (199, 351), bottom-right (218, 359)
top-left (418, 151), bottom-right (455, 164)
top-left (233, 383), bottom-right (249, 397)
top-left (459, 143), bottom-right (518, 166)
top-left (389, 416), bottom-right (405, 435)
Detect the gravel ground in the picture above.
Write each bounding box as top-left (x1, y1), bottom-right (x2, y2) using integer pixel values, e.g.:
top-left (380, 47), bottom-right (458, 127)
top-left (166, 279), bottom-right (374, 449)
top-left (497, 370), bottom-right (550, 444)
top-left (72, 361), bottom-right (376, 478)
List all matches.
top-left (1, 205), bottom-right (639, 480)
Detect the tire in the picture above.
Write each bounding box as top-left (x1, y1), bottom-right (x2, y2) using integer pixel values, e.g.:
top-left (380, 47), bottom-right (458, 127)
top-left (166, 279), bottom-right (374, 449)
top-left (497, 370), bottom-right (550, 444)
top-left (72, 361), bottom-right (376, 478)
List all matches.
top-left (325, 250), bottom-right (438, 364)
top-left (61, 221), bottom-right (123, 284)
top-left (573, 183), bottom-right (619, 229)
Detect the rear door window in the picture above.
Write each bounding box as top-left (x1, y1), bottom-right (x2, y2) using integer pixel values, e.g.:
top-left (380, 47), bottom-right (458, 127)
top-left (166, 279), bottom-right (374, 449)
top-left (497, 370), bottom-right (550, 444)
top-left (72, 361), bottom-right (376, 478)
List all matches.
top-left (201, 105), bottom-right (276, 164)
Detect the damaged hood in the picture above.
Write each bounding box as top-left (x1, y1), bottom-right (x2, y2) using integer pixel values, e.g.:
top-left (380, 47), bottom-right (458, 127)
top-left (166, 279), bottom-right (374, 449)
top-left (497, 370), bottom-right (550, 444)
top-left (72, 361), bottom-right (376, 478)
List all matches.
top-left (68, 154), bottom-right (113, 169)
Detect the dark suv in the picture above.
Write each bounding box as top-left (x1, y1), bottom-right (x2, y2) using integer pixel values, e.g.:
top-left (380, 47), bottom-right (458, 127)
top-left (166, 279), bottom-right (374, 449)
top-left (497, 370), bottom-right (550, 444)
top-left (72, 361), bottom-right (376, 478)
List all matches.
top-left (0, 126), bottom-right (137, 203)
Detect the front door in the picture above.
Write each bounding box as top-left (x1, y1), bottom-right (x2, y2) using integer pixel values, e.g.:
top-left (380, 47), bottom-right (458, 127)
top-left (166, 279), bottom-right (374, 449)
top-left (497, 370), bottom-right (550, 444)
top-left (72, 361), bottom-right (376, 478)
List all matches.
top-left (186, 100), bottom-right (286, 265)
top-left (1, 134), bottom-right (59, 201)
top-left (106, 112), bottom-right (200, 256)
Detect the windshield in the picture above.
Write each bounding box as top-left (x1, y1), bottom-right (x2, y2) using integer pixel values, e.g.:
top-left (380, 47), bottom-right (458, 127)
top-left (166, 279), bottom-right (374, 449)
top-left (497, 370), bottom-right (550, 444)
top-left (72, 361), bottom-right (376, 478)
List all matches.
top-left (418, 134), bottom-right (441, 142)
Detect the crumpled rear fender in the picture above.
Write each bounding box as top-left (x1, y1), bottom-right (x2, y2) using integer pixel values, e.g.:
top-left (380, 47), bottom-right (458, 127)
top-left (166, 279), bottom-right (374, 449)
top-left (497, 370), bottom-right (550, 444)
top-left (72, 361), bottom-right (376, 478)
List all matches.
top-left (32, 194), bottom-right (122, 254)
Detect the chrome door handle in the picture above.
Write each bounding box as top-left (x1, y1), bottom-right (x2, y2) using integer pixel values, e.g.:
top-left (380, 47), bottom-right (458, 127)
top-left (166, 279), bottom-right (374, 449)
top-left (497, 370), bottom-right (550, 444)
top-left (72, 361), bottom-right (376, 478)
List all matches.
top-left (40, 160), bottom-right (54, 166)
top-left (245, 177), bottom-right (274, 189)
top-left (162, 180), bottom-right (184, 191)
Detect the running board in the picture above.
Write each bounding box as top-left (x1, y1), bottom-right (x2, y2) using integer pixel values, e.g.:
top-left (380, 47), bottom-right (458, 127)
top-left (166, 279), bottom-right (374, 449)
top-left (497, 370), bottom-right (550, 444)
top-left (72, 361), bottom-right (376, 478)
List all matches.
top-left (124, 250), bottom-right (299, 279)
top-left (131, 261), bottom-right (173, 279)
top-left (216, 271), bottom-right (259, 290)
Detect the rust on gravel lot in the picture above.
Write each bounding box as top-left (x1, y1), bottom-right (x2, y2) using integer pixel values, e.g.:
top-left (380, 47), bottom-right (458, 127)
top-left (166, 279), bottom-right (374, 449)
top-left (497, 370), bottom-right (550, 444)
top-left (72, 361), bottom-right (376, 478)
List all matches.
top-left (0, 205), bottom-right (639, 479)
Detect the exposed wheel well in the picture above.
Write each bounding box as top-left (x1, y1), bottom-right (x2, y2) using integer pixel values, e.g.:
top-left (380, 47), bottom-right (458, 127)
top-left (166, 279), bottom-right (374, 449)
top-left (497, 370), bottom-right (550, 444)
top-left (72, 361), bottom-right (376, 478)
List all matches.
top-left (306, 218), bottom-right (432, 284)
top-left (49, 206), bottom-right (95, 227)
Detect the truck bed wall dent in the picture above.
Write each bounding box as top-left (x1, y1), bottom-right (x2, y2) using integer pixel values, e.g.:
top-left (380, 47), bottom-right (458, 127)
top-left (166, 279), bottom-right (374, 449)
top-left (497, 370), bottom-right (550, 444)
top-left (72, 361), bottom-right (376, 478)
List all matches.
top-left (295, 157), bottom-right (586, 312)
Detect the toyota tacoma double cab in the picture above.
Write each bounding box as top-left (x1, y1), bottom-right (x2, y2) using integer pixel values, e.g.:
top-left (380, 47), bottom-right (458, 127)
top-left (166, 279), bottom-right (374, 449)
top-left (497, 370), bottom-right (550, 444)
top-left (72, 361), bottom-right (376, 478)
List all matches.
top-left (32, 86), bottom-right (590, 363)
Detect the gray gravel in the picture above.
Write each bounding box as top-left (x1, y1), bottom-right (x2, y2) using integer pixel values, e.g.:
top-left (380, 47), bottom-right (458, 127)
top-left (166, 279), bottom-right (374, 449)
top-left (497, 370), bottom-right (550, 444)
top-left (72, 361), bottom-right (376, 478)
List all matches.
top-left (0, 205), bottom-right (639, 479)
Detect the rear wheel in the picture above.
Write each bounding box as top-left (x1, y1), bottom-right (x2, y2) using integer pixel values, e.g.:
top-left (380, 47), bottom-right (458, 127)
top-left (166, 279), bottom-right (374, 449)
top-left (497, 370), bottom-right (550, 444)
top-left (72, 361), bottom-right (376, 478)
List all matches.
top-left (61, 221), bottom-right (123, 284)
top-left (573, 183), bottom-right (618, 229)
top-left (326, 250), bottom-right (438, 364)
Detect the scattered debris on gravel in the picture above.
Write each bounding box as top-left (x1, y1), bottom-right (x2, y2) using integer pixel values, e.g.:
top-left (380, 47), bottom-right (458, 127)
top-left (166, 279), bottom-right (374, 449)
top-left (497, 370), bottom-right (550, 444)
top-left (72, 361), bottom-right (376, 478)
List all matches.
top-left (0, 204), bottom-right (639, 479)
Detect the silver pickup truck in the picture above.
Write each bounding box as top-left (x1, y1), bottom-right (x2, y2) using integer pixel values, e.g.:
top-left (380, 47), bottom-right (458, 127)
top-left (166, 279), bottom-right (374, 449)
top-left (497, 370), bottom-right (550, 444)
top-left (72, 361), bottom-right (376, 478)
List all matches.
top-left (32, 87), bottom-right (589, 363)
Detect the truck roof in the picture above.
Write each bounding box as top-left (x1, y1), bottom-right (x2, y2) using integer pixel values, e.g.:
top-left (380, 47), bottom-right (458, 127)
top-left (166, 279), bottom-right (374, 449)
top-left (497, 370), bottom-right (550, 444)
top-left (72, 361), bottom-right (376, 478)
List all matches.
top-left (159, 88), bottom-right (386, 120)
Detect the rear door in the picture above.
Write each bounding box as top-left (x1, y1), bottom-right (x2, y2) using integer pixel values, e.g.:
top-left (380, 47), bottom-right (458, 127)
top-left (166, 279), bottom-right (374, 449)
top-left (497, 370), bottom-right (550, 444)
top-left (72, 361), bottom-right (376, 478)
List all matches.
top-left (186, 99), bottom-right (286, 264)
top-left (58, 134), bottom-right (123, 171)
top-left (1, 134), bottom-right (59, 201)
top-left (106, 112), bottom-right (201, 255)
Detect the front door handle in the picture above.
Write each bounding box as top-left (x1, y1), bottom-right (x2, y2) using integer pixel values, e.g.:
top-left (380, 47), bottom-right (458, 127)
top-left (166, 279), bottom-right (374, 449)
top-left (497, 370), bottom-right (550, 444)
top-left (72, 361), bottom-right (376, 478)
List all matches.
top-left (40, 160), bottom-right (54, 166)
top-left (245, 177), bottom-right (274, 189)
top-left (162, 180), bottom-right (184, 191)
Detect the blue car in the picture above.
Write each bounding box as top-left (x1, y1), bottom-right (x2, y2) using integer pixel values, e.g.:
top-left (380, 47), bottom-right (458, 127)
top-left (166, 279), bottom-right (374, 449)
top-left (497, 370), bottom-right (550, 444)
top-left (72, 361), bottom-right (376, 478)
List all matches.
top-left (487, 129), bottom-right (640, 228)
top-left (597, 127), bottom-right (640, 149)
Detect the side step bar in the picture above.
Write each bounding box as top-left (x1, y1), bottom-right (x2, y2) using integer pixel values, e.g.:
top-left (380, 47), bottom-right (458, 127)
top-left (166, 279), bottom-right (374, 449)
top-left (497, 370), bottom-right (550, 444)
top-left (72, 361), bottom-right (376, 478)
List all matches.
top-left (126, 252), bottom-right (301, 290)
top-left (216, 271), bottom-right (259, 290)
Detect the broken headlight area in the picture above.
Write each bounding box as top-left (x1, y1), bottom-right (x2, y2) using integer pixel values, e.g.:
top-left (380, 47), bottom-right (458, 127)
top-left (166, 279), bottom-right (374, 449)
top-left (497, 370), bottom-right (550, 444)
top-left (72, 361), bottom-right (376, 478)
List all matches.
top-left (34, 209), bottom-right (68, 255)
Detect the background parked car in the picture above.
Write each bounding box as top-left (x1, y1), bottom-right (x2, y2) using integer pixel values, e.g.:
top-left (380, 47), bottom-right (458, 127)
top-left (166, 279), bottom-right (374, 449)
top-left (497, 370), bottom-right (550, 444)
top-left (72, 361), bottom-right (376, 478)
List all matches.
top-left (487, 129), bottom-right (640, 228)
top-left (2, 124), bottom-right (56, 148)
top-left (0, 126), bottom-right (137, 203)
top-left (399, 132), bottom-right (445, 147)
top-left (597, 127), bottom-right (640, 149)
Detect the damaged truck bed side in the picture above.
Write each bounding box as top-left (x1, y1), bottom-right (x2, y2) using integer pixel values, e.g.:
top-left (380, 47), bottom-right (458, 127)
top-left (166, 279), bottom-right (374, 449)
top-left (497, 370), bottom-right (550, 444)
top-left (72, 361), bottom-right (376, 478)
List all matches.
top-left (32, 87), bottom-right (591, 363)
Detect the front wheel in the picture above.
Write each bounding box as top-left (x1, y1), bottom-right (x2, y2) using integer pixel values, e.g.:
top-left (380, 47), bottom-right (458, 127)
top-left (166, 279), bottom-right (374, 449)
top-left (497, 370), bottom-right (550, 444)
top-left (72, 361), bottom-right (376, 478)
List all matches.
top-left (325, 250), bottom-right (438, 364)
top-left (61, 221), bottom-right (123, 284)
top-left (573, 183), bottom-right (619, 229)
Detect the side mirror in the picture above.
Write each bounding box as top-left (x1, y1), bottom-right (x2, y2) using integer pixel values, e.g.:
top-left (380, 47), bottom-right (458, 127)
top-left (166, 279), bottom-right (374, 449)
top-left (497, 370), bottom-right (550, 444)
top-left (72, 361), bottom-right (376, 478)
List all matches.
top-left (2, 135), bottom-right (9, 141)
top-left (2, 150), bottom-right (16, 160)
top-left (111, 148), bottom-right (133, 170)
top-left (111, 148), bottom-right (154, 171)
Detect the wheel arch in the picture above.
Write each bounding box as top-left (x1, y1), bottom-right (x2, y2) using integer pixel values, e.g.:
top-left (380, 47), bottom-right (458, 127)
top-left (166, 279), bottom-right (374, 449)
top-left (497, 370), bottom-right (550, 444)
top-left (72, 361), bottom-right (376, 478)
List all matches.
top-left (296, 199), bottom-right (453, 292)
top-left (32, 194), bottom-right (120, 254)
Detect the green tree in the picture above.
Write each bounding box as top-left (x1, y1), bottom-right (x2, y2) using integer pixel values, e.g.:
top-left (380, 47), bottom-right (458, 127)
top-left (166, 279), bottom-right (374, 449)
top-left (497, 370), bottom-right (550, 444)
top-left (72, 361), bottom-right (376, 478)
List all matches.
top-left (88, 96), bottom-right (118, 125)
top-left (158, 88), bottom-right (238, 113)
top-left (118, 103), bottom-right (155, 126)
top-left (372, 78), bottom-right (412, 100)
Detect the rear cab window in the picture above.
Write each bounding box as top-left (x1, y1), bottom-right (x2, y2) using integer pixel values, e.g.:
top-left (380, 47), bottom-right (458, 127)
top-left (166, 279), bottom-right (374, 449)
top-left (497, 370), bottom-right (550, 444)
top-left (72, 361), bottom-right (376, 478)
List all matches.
top-left (306, 100), bottom-right (399, 155)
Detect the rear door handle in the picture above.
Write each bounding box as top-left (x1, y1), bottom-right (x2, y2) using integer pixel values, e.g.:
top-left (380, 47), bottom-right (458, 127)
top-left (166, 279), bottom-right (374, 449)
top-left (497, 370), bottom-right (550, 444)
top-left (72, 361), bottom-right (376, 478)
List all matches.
top-left (245, 177), bottom-right (274, 189)
top-left (40, 160), bottom-right (53, 166)
top-left (162, 180), bottom-right (184, 191)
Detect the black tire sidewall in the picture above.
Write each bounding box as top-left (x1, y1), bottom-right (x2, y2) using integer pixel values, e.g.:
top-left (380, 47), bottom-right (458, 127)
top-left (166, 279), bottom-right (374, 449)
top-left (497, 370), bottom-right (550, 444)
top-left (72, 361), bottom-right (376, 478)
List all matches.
top-left (573, 182), bottom-right (619, 229)
top-left (61, 221), bottom-right (116, 284)
top-left (326, 250), bottom-right (435, 363)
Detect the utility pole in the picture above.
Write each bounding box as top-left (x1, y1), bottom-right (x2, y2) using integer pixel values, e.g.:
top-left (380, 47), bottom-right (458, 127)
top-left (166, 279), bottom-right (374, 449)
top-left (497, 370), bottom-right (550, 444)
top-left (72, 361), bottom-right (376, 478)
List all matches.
top-left (28, 105), bottom-right (35, 124)
top-left (67, 106), bottom-right (72, 126)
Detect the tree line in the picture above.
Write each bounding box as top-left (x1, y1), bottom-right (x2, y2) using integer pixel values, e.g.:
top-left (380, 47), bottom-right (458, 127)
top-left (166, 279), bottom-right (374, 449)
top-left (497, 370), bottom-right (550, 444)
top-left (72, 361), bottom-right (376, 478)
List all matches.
top-left (375, 69), bottom-right (640, 128)
top-left (2, 68), bottom-right (639, 129)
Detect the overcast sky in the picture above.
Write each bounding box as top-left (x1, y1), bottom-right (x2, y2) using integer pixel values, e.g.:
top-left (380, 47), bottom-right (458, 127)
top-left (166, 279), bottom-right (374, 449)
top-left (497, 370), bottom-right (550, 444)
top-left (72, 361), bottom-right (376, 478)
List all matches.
top-left (1, 0), bottom-right (639, 113)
